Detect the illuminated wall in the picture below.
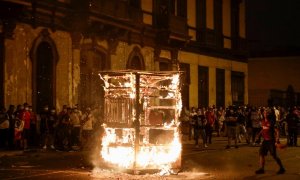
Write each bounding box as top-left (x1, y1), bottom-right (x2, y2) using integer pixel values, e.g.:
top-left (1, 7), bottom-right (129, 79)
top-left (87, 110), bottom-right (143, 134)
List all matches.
top-left (4, 24), bottom-right (72, 109)
top-left (2, 0), bottom-right (248, 110)
top-left (187, 0), bottom-right (196, 41)
top-left (179, 51), bottom-right (248, 108)
top-left (206, 0), bottom-right (214, 29)
top-left (222, 0), bottom-right (231, 49)
top-left (239, 0), bottom-right (246, 38)
top-left (141, 0), bottom-right (153, 25)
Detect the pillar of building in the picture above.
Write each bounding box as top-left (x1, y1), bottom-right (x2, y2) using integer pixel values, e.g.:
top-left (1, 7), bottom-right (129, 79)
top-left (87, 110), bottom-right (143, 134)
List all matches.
top-left (171, 49), bottom-right (179, 71)
top-left (0, 31), bottom-right (4, 106)
top-left (1, 19), bottom-right (16, 107)
top-left (244, 71), bottom-right (248, 105)
top-left (225, 69), bottom-right (232, 106)
top-left (189, 64), bottom-right (198, 108)
top-left (154, 48), bottom-right (160, 71)
top-left (71, 32), bottom-right (82, 107)
top-left (208, 67), bottom-right (216, 106)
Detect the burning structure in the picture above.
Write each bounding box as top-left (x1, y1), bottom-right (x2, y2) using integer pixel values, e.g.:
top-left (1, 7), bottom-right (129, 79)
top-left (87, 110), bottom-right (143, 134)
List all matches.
top-left (99, 70), bottom-right (182, 173)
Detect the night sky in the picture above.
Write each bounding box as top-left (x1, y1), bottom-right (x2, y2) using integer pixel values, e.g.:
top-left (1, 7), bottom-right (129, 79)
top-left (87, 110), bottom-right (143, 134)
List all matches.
top-left (246, 0), bottom-right (300, 53)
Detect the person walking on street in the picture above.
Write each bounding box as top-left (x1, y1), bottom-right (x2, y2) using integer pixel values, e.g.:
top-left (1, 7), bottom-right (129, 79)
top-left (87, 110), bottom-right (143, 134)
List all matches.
top-left (251, 107), bottom-right (262, 145)
top-left (255, 108), bottom-right (285, 174)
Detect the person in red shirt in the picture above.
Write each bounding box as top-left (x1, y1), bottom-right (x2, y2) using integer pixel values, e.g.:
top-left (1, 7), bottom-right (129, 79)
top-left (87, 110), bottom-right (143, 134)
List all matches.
top-left (29, 106), bottom-right (38, 147)
top-left (255, 108), bottom-right (285, 174)
top-left (21, 104), bottom-right (31, 150)
top-left (205, 107), bottom-right (215, 144)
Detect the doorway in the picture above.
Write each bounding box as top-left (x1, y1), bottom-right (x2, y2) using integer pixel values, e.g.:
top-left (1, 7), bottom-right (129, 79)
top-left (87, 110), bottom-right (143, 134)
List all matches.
top-left (36, 42), bottom-right (55, 112)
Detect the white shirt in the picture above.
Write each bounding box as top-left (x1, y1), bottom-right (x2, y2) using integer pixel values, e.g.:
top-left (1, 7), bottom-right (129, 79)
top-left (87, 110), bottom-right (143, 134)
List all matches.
top-left (81, 113), bottom-right (95, 130)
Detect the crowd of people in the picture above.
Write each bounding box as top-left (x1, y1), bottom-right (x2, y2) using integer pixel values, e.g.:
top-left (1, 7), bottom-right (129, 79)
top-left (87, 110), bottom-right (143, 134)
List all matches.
top-left (0, 103), bottom-right (102, 151)
top-left (180, 105), bottom-right (300, 149)
top-left (179, 104), bottom-right (300, 173)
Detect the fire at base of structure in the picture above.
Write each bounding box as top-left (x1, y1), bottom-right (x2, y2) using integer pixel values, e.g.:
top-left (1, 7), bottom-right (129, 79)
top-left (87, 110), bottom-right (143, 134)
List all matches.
top-left (99, 70), bottom-right (182, 171)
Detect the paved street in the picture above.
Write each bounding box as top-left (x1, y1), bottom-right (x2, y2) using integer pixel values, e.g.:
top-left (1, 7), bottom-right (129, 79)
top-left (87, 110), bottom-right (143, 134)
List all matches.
top-left (0, 136), bottom-right (300, 179)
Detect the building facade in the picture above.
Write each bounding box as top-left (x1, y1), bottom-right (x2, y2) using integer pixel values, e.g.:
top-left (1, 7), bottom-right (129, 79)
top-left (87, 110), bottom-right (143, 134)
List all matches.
top-left (0, 0), bottom-right (248, 112)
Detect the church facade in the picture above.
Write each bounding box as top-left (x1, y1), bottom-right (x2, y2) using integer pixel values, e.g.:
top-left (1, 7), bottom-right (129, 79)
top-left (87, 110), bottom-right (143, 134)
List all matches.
top-left (0, 0), bottom-right (248, 112)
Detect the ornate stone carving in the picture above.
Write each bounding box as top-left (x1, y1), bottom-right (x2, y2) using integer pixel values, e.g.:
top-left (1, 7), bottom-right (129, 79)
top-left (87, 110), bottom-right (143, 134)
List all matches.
top-left (30, 29), bottom-right (59, 63)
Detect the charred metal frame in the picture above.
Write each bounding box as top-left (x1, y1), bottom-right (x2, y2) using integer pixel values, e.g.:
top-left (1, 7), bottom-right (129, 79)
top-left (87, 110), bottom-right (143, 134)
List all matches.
top-left (99, 70), bottom-right (182, 173)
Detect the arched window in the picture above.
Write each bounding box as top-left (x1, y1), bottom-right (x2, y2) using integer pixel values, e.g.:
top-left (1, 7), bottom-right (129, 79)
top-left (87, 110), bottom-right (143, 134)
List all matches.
top-left (127, 46), bottom-right (145, 70)
top-left (30, 29), bottom-right (58, 112)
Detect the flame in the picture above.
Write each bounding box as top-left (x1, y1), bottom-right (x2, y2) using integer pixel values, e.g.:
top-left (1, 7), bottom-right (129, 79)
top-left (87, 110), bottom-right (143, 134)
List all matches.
top-left (100, 121), bottom-right (181, 170)
top-left (99, 71), bottom-right (182, 173)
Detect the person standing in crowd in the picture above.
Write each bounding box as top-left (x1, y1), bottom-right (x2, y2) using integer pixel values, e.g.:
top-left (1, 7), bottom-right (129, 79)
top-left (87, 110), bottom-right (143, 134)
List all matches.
top-left (7, 105), bottom-right (15, 149)
top-left (205, 107), bottom-right (215, 144)
top-left (216, 106), bottom-right (225, 137)
top-left (56, 105), bottom-right (70, 151)
top-left (14, 105), bottom-right (24, 118)
top-left (245, 106), bottom-right (253, 144)
top-left (274, 106), bottom-right (280, 126)
top-left (28, 106), bottom-right (38, 147)
top-left (196, 108), bottom-right (208, 148)
top-left (225, 106), bottom-right (238, 149)
top-left (250, 107), bottom-right (262, 145)
top-left (179, 106), bottom-right (190, 137)
top-left (20, 104), bottom-right (31, 150)
top-left (237, 107), bottom-right (249, 144)
top-left (44, 108), bottom-right (58, 150)
top-left (189, 107), bottom-right (197, 141)
top-left (192, 109), bottom-right (199, 148)
top-left (40, 105), bottom-right (50, 149)
top-left (62, 107), bottom-right (73, 151)
top-left (70, 106), bottom-right (82, 149)
top-left (14, 105), bottom-right (24, 149)
top-left (286, 107), bottom-right (299, 146)
top-left (81, 107), bottom-right (95, 150)
top-left (255, 108), bottom-right (285, 174)
top-left (0, 106), bottom-right (9, 149)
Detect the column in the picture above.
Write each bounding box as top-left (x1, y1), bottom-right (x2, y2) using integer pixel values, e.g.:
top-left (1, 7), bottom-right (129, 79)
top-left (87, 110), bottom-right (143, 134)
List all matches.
top-left (208, 67), bottom-right (216, 106)
top-left (225, 69), bottom-right (232, 107)
top-left (71, 32), bottom-right (82, 107)
top-left (0, 32), bottom-right (4, 106)
top-left (154, 48), bottom-right (160, 71)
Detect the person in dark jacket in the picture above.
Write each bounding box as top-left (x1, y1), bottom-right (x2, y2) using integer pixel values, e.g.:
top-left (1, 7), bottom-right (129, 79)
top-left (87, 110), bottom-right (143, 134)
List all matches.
top-left (7, 105), bottom-right (15, 149)
top-left (286, 107), bottom-right (299, 147)
top-left (225, 106), bottom-right (238, 149)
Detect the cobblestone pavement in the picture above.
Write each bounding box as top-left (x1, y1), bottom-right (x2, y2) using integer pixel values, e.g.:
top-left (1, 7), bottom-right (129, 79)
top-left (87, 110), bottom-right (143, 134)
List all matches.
top-left (0, 136), bottom-right (300, 179)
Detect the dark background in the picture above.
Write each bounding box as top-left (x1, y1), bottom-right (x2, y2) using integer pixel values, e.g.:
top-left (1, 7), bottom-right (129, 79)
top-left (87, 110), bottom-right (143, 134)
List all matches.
top-left (246, 0), bottom-right (300, 55)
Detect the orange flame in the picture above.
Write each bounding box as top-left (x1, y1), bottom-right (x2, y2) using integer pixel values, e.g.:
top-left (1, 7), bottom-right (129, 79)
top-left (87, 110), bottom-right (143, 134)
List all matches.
top-left (101, 122), bottom-right (181, 170)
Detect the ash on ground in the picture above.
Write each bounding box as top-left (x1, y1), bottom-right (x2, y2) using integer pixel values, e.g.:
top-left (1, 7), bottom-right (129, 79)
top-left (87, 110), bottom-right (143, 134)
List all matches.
top-left (91, 168), bottom-right (213, 180)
